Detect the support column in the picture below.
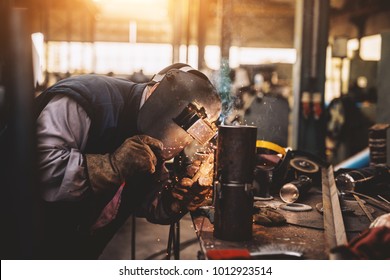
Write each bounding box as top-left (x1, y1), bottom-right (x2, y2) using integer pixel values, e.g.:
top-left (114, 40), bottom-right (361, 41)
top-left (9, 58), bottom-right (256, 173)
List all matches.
top-left (377, 31), bottom-right (390, 165)
top-left (292, 0), bottom-right (329, 158)
top-left (0, 4), bottom-right (40, 259)
top-left (197, 0), bottom-right (207, 69)
top-left (172, 0), bottom-right (183, 63)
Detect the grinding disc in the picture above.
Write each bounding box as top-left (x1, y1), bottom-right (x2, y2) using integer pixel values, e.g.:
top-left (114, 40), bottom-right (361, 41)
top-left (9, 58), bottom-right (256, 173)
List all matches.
top-left (279, 203), bottom-right (313, 212)
top-left (290, 157), bottom-right (320, 174)
top-left (254, 196), bottom-right (274, 201)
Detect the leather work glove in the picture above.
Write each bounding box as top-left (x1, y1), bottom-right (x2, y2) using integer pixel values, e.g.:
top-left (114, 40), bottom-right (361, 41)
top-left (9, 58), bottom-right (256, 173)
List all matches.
top-left (253, 208), bottom-right (286, 226)
top-left (85, 135), bottom-right (163, 194)
top-left (169, 153), bottom-right (214, 212)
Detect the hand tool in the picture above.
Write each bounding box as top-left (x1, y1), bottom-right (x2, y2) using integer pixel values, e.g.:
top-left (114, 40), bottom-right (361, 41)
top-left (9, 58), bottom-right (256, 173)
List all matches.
top-left (206, 247), bottom-right (303, 260)
top-left (346, 190), bottom-right (390, 212)
top-left (352, 194), bottom-right (374, 222)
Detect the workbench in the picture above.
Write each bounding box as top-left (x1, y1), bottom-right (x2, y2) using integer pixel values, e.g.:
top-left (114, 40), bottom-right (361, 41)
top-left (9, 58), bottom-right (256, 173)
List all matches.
top-left (191, 186), bottom-right (383, 260)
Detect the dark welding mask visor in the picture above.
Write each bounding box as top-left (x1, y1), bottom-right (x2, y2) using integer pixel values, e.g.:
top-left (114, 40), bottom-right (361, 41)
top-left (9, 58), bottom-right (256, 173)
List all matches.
top-left (137, 67), bottom-right (221, 160)
top-left (173, 102), bottom-right (217, 146)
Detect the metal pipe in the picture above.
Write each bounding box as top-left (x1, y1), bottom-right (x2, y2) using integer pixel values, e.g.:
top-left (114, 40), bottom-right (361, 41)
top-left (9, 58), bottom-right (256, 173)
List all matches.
top-left (214, 125), bottom-right (257, 241)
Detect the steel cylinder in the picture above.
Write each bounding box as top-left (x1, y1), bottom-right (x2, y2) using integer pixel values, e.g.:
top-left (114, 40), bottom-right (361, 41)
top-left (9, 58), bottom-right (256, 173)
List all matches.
top-left (213, 125), bottom-right (257, 241)
top-left (215, 125), bottom-right (257, 183)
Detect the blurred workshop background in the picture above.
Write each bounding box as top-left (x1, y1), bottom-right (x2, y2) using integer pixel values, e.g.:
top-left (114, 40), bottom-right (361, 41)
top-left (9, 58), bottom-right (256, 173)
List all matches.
top-left (1, 0), bottom-right (390, 259)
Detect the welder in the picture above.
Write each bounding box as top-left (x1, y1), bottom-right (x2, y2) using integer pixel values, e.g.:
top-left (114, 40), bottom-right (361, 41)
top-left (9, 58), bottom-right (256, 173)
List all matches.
top-left (35, 63), bottom-right (221, 259)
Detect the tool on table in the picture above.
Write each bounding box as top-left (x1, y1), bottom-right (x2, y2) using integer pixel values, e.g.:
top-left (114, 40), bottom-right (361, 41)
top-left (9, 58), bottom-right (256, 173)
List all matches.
top-left (254, 140), bottom-right (289, 197)
top-left (288, 155), bottom-right (322, 185)
top-left (322, 166), bottom-right (348, 259)
top-left (279, 175), bottom-right (312, 203)
top-left (377, 195), bottom-right (390, 205)
top-left (346, 190), bottom-right (390, 212)
top-left (335, 164), bottom-right (390, 194)
top-left (206, 246), bottom-right (303, 260)
top-left (290, 157), bottom-right (320, 176)
top-left (352, 194), bottom-right (374, 222)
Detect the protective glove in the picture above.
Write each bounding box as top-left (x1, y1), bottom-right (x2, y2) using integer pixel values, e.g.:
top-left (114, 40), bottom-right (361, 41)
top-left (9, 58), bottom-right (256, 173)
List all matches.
top-left (171, 177), bottom-right (211, 212)
top-left (370, 213), bottom-right (390, 229)
top-left (170, 153), bottom-right (214, 212)
top-left (253, 208), bottom-right (286, 226)
top-left (330, 226), bottom-right (390, 259)
top-left (85, 135), bottom-right (163, 194)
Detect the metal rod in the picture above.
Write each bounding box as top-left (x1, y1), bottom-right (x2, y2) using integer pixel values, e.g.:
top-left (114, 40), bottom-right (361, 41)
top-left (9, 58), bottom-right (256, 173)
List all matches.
top-left (377, 195), bottom-right (390, 205)
top-left (352, 194), bottom-right (374, 222)
top-left (346, 190), bottom-right (390, 212)
top-left (322, 166), bottom-right (347, 259)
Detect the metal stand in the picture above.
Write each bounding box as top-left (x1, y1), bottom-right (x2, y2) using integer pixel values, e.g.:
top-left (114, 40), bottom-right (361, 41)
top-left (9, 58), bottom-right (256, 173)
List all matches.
top-left (166, 221), bottom-right (180, 259)
top-left (131, 214), bottom-right (136, 259)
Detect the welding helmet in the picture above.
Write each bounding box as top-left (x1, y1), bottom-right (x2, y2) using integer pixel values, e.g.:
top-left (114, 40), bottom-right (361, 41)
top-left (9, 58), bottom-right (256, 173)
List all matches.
top-left (137, 64), bottom-right (222, 160)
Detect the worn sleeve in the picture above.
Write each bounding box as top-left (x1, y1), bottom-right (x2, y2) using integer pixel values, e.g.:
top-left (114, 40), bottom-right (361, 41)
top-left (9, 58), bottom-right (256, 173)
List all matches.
top-left (36, 95), bottom-right (91, 202)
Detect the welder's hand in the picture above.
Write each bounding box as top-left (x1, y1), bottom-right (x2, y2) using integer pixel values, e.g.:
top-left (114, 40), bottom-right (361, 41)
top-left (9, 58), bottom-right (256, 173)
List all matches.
top-left (85, 135), bottom-right (163, 194)
top-left (184, 160), bottom-right (213, 187)
top-left (171, 177), bottom-right (212, 212)
top-left (168, 151), bottom-right (214, 212)
top-left (370, 213), bottom-right (390, 229)
top-left (113, 135), bottom-right (163, 176)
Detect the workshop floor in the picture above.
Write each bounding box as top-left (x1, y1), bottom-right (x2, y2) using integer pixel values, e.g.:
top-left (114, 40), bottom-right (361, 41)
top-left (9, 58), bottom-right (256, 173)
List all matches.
top-left (99, 213), bottom-right (200, 260)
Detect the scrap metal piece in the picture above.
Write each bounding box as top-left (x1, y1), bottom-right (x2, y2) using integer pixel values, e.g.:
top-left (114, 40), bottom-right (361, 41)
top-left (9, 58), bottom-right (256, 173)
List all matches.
top-left (322, 166), bottom-right (347, 259)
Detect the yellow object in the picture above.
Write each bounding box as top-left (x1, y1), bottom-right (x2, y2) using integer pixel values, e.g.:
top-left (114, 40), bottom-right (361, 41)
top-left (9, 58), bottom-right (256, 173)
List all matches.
top-left (256, 140), bottom-right (286, 156)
